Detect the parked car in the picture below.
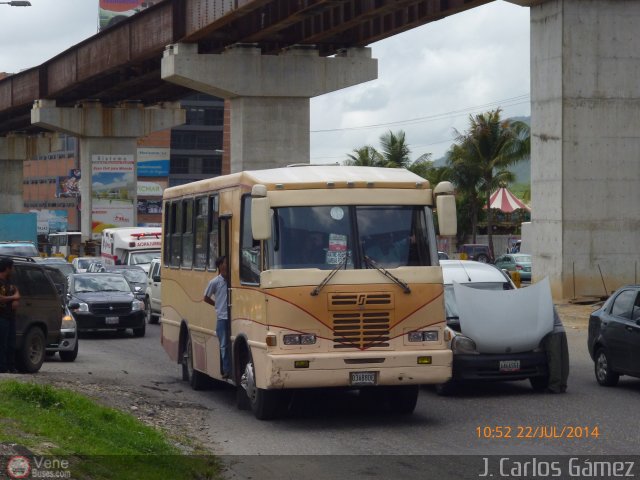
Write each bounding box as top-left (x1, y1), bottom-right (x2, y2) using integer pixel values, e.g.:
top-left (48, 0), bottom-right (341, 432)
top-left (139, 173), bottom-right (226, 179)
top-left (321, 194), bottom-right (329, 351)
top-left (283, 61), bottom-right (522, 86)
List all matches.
top-left (145, 258), bottom-right (161, 324)
top-left (0, 255), bottom-right (63, 372)
top-left (437, 260), bottom-right (551, 394)
top-left (36, 257), bottom-right (76, 278)
top-left (101, 265), bottom-right (147, 300)
top-left (0, 242), bottom-right (40, 259)
top-left (71, 256), bottom-right (99, 273)
top-left (494, 253), bottom-right (532, 282)
top-left (460, 244), bottom-right (493, 263)
top-left (67, 273), bottom-right (146, 337)
top-left (587, 285), bottom-right (640, 386)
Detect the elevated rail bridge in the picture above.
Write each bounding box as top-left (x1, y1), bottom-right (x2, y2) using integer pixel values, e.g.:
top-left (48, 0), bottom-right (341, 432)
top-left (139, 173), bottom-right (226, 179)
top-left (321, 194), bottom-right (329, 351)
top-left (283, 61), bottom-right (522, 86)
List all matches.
top-left (0, 0), bottom-right (493, 135)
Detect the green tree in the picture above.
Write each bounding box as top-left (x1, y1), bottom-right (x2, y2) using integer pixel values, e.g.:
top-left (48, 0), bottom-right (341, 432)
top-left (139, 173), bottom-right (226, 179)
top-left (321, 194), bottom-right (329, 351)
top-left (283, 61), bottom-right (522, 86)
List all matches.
top-left (344, 146), bottom-right (383, 166)
top-left (378, 130), bottom-right (412, 168)
top-left (449, 109), bottom-right (530, 255)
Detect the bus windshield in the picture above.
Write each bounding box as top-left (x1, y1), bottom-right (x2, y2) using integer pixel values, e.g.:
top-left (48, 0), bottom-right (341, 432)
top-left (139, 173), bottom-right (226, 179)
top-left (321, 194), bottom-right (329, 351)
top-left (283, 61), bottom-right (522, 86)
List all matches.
top-left (267, 205), bottom-right (434, 270)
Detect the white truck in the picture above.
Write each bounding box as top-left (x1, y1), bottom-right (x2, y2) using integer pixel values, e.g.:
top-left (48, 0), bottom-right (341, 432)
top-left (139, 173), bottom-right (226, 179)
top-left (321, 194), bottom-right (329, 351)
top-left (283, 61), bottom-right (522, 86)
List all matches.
top-left (145, 257), bottom-right (161, 324)
top-left (100, 227), bottom-right (161, 273)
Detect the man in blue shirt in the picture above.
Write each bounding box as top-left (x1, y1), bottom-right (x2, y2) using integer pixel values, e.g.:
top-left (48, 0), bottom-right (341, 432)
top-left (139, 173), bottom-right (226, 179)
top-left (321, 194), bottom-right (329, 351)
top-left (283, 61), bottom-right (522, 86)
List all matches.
top-left (203, 256), bottom-right (231, 379)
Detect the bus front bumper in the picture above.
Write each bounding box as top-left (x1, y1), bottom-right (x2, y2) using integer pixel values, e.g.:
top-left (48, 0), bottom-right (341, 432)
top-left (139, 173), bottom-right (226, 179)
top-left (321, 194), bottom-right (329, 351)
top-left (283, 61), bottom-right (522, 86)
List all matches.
top-left (260, 349), bottom-right (452, 389)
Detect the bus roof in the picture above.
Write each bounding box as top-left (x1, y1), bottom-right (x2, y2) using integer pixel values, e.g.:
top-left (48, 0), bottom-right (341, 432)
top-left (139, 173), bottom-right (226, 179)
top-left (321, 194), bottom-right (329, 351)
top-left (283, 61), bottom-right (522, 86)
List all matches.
top-left (163, 166), bottom-right (430, 199)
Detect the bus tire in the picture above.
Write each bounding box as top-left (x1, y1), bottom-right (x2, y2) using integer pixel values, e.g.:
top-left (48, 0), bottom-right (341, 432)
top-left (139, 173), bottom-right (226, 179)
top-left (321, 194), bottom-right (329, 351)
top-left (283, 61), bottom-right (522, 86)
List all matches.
top-left (239, 351), bottom-right (281, 420)
top-left (388, 385), bottom-right (419, 414)
top-left (183, 334), bottom-right (209, 390)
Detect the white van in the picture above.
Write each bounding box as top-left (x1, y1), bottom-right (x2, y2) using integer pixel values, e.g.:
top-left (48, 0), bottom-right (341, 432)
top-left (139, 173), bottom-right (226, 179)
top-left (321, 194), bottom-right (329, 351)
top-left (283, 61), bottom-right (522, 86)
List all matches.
top-left (101, 227), bottom-right (161, 273)
top-left (438, 260), bottom-right (552, 394)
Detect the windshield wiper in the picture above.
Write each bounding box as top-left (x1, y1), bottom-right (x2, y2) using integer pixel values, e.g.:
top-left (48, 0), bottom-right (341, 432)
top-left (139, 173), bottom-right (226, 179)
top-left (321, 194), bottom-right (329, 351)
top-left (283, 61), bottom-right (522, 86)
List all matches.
top-left (311, 252), bottom-right (349, 296)
top-left (363, 255), bottom-right (411, 294)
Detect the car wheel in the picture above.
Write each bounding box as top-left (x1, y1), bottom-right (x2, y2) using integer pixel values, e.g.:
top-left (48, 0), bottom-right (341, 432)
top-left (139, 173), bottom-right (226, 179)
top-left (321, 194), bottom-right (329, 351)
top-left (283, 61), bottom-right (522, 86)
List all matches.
top-left (132, 322), bottom-right (146, 338)
top-left (476, 254), bottom-right (489, 263)
top-left (239, 349), bottom-right (282, 420)
top-left (183, 334), bottom-right (209, 390)
top-left (435, 380), bottom-right (458, 396)
top-left (529, 375), bottom-right (549, 392)
top-left (59, 341), bottom-right (79, 362)
top-left (595, 348), bottom-right (619, 386)
top-left (17, 327), bottom-right (46, 373)
top-left (144, 297), bottom-right (152, 323)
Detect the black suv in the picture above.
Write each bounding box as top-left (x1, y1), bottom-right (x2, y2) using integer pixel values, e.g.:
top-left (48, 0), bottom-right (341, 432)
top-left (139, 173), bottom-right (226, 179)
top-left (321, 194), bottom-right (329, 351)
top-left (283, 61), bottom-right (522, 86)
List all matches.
top-left (1, 256), bottom-right (64, 372)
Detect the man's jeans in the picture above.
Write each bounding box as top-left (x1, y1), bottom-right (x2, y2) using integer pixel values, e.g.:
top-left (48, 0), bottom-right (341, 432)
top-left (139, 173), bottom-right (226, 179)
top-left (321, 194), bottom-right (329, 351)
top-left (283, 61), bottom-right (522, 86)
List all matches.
top-left (216, 318), bottom-right (231, 376)
top-left (0, 316), bottom-right (16, 372)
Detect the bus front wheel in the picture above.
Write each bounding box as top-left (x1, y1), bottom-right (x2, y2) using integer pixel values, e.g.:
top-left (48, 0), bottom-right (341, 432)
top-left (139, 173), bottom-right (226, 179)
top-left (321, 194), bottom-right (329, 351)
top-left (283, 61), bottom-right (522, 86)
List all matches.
top-left (239, 353), bottom-right (281, 420)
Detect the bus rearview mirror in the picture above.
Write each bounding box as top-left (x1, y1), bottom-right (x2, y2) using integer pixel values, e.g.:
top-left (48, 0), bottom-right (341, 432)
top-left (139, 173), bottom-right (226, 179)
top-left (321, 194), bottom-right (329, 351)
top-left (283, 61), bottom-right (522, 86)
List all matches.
top-left (251, 197), bottom-right (272, 240)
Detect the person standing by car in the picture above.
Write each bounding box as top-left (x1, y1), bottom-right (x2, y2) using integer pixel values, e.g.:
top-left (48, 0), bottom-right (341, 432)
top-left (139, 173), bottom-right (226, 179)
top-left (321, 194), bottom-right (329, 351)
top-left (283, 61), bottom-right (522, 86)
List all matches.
top-left (543, 307), bottom-right (569, 393)
top-left (0, 258), bottom-right (21, 373)
top-left (203, 256), bottom-right (231, 379)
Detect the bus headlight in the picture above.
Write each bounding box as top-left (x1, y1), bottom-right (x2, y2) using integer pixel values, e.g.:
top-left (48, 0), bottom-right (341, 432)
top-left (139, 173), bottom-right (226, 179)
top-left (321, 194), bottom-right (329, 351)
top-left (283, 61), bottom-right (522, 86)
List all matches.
top-left (408, 330), bottom-right (439, 342)
top-left (451, 335), bottom-right (479, 355)
top-left (283, 334), bottom-right (317, 345)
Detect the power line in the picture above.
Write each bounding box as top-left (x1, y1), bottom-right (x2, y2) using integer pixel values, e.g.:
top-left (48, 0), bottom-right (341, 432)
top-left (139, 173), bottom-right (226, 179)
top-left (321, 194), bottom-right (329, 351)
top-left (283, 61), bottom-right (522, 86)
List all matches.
top-left (311, 94), bottom-right (530, 133)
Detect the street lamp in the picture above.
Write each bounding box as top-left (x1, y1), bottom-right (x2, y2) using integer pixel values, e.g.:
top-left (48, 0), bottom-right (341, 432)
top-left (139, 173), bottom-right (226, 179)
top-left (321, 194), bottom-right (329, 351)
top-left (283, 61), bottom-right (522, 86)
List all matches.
top-left (0, 1), bottom-right (32, 5)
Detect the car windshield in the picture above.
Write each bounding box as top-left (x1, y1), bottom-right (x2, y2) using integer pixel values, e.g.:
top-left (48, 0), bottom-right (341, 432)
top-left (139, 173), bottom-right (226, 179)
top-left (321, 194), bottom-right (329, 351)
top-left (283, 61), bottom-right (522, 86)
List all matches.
top-left (120, 269), bottom-right (147, 283)
top-left (130, 251), bottom-right (160, 266)
top-left (444, 282), bottom-right (512, 319)
top-left (72, 275), bottom-right (132, 293)
top-left (0, 244), bottom-right (39, 257)
top-left (265, 205), bottom-right (434, 270)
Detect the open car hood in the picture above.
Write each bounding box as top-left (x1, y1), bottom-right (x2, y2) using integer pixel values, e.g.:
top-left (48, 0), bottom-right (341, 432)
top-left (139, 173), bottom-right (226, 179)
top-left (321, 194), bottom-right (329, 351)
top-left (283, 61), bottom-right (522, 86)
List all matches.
top-left (453, 277), bottom-right (554, 354)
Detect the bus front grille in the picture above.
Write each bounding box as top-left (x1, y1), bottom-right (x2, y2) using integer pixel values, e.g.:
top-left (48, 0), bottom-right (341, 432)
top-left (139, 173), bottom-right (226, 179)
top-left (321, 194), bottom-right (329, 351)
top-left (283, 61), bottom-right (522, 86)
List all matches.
top-left (329, 292), bottom-right (392, 309)
top-left (332, 312), bottom-right (390, 349)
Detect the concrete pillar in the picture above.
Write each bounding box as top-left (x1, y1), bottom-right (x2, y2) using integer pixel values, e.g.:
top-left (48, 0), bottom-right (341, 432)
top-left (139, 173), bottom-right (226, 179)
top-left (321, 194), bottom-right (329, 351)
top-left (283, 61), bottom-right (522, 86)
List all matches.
top-left (0, 134), bottom-right (53, 213)
top-left (521, 0), bottom-right (640, 298)
top-left (161, 42), bottom-right (378, 172)
top-left (32, 100), bottom-right (185, 241)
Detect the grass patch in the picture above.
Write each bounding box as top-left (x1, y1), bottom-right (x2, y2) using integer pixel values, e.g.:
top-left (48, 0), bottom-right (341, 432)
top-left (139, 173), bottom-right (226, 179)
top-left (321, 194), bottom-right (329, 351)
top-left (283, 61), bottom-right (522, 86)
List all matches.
top-left (0, 380), bottom-right (221, 479)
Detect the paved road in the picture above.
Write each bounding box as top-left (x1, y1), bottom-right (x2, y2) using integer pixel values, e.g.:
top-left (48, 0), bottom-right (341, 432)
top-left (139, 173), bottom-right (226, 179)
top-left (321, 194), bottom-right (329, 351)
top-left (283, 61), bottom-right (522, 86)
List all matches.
top-left (39, 321), bottom-right (640, 478)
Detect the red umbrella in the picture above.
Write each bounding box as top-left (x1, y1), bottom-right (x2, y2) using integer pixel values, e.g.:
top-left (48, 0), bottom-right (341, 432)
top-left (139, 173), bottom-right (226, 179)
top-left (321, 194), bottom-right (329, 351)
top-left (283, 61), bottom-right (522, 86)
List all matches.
top-left (488, 187), bottom-right (530, 213)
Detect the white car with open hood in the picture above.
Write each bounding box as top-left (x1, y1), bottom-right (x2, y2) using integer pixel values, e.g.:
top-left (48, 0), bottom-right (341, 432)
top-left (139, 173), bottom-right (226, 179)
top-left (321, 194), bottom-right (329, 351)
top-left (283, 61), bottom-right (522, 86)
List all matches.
top-left (438, 260), bottom-right (554, 394)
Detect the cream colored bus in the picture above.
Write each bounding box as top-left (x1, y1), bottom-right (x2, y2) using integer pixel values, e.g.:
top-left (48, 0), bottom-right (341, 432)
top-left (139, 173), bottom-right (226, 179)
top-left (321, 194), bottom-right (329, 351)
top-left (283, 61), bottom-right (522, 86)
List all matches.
top-left (160, 165), bottom-right (457, 419)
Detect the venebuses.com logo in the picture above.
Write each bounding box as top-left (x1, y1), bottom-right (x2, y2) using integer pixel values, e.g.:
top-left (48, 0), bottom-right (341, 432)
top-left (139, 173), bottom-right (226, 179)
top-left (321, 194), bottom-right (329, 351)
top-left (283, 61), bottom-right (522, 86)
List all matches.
top-left (6, 456), bottom-right (30, 479)
top-left (5, 455), bottom-right (71, 479)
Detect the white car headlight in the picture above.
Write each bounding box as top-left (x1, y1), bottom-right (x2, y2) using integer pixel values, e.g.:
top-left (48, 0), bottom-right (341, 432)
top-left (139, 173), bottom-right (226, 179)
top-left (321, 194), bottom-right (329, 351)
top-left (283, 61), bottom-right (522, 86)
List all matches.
top-left (76, 302), bottom-right (89, 313)
top-left (131, 300), bottom-right (145, 312)
top-left (451, 335), bottom-right (479, 355)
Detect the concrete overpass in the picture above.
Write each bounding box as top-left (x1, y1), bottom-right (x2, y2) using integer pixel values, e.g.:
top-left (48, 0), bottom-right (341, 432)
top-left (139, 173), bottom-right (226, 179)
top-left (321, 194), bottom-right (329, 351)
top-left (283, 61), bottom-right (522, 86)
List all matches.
top-left (1, 0), bottom-right (640, 301)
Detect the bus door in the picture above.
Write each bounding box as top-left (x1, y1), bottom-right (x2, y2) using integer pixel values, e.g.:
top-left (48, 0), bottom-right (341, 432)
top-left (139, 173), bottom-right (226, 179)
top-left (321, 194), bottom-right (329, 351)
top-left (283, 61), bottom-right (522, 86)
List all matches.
top-left (219, 215), bottom-right (232, 319)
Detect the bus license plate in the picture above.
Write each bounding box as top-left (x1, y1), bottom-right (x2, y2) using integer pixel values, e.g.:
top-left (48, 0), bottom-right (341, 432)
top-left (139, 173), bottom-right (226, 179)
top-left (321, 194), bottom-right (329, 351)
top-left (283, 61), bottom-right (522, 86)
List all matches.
top-left (350, 371), bottom-right (377, 386)
top-left (499, 360), bottom-right (520, 372)
top-left (105, 316), bottom-right (120, 325)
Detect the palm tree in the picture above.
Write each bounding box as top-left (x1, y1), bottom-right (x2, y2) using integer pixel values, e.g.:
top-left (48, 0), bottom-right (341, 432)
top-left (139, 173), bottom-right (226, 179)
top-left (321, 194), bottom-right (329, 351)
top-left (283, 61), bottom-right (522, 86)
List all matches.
top-left (378, 130), bottom-right (412, 169)
top-left (450, 109), bottom-right (530, 255)
top-left (344, 146), bottom-right (382, 166)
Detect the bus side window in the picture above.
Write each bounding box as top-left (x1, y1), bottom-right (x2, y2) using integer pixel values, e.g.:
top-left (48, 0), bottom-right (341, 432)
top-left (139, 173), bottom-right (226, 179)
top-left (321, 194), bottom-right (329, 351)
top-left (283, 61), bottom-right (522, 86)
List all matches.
top-left (207, 195), bottom-right (219, 270)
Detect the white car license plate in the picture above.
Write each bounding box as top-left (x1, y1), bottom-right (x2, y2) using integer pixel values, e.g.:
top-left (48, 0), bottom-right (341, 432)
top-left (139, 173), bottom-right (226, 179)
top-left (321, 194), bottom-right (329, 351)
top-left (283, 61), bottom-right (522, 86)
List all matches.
top-left (499, 360), bottom-right (520, 372)
top-left (350, 371), bottom-right (377, 386)
top-left (105, 316), bottom-right (120, 325)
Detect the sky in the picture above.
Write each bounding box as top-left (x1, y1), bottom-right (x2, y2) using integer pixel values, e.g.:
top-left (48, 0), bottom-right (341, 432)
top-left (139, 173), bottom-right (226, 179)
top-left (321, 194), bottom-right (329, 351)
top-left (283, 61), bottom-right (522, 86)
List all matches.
top-left (0, 0), bottom-right (530, 163)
